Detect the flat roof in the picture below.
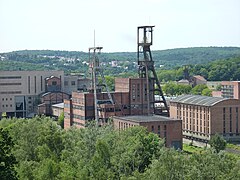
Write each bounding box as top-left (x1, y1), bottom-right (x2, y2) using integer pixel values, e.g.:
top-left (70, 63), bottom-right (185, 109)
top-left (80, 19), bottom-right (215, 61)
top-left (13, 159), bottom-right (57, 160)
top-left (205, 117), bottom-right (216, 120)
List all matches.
top-left (114, 115), bottom-right (180, 123)
top-left (170, 94), bottom-right (228, 106)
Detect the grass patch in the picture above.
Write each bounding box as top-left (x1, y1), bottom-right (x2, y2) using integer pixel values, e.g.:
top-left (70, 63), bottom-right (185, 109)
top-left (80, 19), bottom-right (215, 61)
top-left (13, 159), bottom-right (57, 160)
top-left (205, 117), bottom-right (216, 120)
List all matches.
top-left (226, 143), bottom-right (240, 151)
top-left (183, 143), bottom-right (205, 154)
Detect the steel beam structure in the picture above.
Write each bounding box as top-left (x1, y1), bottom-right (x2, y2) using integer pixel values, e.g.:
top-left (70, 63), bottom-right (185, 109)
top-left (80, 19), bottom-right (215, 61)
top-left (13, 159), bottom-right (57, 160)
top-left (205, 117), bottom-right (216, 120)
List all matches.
top-left (137, 26), bottom-right (169, 116)
top-left (88, 47), bottom-right (114, 123)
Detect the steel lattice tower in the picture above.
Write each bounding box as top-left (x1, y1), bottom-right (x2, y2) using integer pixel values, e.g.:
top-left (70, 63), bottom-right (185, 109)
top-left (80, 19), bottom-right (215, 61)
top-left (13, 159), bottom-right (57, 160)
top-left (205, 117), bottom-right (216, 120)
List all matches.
top-left (89, 47), bottom-right (114, 123)
top-left (137, 26), bottom-right (169, 116)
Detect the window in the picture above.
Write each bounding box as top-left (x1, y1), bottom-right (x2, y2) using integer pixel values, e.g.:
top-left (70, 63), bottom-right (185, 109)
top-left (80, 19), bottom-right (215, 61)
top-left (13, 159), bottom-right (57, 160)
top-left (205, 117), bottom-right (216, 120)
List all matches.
top-left (28, 76), bottom-right (30, 94)
top-left (0, 76), bottom-right (21, 79)
top-left (152, 125), bottom-right (154, 132)
top-left (71, 81), bottom-right (76, 86)
top-left (64, 81), bottom-right (68, 86)
top-left (0, 91), bottom-right (21, 94)
top-left (158, 125), bottom-right (160, 135)
top-left (0, 83), bottom-right (21, 85)
top-left (137, 84), bottom-right (140, 98)
top-left (236, 107), bottom-right (239, 134)
top-left (41, 76), bottom-right (43, 91)
top-left (34, 76), bottom-right (36, 93)
top-left (132, 84), bottom-right (136, 100)
top-left (52, 81), bottom-right (57, 85)
top-left (230, 107), bottom-right (232, 133)
top-left (164, 125), bottom-right (167, 130)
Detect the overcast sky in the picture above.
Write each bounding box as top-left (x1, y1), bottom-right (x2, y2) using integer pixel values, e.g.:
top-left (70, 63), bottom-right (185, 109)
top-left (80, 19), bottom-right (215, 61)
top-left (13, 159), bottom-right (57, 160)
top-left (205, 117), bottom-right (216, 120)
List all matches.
top-left (0, 0), bottom-right (240, 53)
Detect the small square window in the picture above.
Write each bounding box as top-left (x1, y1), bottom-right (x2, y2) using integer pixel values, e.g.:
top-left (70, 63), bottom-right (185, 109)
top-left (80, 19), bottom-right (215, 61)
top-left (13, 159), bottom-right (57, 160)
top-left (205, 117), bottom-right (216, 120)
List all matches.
top-left (52, 81), bottom-right (57, 85)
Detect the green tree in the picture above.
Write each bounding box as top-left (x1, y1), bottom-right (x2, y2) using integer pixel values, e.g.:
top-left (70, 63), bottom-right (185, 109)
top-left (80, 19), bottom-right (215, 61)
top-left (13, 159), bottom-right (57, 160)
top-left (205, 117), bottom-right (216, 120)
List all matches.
top-left (216, 84), bottom-right (222, 91)
top-left (191, 84), bottom-right (208, 95)
top-left (202, 88), bottom-right (212, 96)
top-left (0, 128), bottom-right (18, 180)
top-left (105, 75), bottom-right (115, 91)
top-left (163, 82), bottom-right (192, 96)
top-left (58, 112), bottom-right (64, 128)
top-left (162, 82), bottom-right (177, 96)
top-left (209, 134), bottom-right (227, 153)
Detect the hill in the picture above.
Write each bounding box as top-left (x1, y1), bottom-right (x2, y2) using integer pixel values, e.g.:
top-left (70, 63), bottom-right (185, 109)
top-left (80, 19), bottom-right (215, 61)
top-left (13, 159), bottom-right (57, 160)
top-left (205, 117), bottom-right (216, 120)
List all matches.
top-left (0, 47), bottom-right (240, 74)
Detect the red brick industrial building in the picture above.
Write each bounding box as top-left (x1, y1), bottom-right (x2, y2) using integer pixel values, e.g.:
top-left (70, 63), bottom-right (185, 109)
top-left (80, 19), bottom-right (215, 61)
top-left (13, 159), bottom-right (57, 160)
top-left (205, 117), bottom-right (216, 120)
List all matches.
top-left (113, 115), bottom-right (182, 149)
top-left (221, 81), bottom-right (240, 99)
top-left (170, 95), bottom-right (240, 143)
top-left (64, 77), bottom-right (183, 149)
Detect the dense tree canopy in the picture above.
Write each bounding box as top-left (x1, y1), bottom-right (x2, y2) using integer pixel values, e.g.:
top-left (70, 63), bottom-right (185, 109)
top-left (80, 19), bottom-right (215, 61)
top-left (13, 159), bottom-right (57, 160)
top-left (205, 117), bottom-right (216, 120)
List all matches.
top-left (0, 128), bottom-right (18, 180)
top-left (157, 56), bottom-right (240, 82)
top-left (0, 117), bottom-right (239, 179)
top-left (162, 82), bottom-right (211, 96)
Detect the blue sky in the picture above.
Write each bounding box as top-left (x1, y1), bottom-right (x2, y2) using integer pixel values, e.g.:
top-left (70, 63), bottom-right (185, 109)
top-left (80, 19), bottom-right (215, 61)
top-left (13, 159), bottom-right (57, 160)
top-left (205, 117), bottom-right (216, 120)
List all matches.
top-left (0, 0), bottom-right (239, 53)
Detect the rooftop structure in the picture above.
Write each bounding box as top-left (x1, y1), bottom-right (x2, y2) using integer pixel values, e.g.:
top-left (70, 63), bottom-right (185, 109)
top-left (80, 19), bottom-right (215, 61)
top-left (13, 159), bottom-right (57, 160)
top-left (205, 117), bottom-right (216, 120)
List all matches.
top-left (171, 94), bottom-right (228, 106)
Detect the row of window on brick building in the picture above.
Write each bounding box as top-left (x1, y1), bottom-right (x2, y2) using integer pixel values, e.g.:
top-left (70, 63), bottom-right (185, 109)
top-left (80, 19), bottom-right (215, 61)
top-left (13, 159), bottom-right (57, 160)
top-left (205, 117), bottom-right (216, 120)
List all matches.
top-left (177, 104), bottom-right (211, 135)
top-left (131, 83), bottom-right (148, 101)
top-left (151, 124), bottom-right (167, 137)
top-left (223, 107), bottom-right (239, 135)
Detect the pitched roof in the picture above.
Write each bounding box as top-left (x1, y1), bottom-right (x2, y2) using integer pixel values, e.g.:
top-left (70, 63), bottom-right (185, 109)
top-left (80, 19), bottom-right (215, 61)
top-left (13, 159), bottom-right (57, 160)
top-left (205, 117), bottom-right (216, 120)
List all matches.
top-left (193, 75), bottom-right (207, 82)
top-left (170, 94), bottom-right (227, 106)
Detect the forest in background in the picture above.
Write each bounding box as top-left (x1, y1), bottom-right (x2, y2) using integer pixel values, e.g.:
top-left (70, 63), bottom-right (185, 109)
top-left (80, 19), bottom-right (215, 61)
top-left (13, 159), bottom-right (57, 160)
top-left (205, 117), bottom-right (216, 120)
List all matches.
top-left (1, 116), bottom-right (240, 179)
top-left (1, 47), bottom-right (240, 77)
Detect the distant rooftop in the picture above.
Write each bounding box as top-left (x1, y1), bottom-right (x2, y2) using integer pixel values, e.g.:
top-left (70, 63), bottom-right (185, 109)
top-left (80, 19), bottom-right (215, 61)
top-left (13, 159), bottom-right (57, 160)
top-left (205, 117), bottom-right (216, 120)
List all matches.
top-left (170, 94), bottom-right (228, 106)
top-left (114, 115), bottom-right (180, 123)
top-left (193, 75), bottom-right (207, 81)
